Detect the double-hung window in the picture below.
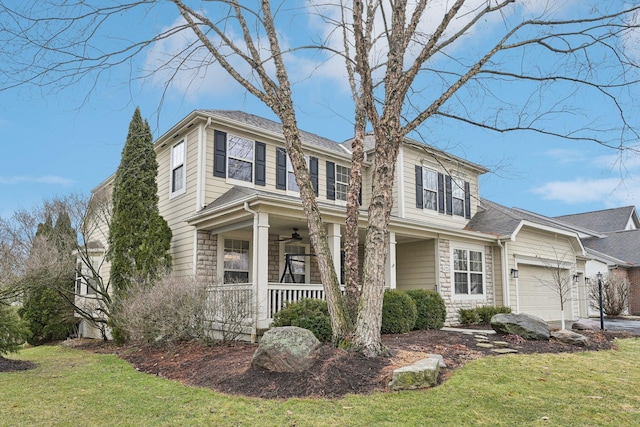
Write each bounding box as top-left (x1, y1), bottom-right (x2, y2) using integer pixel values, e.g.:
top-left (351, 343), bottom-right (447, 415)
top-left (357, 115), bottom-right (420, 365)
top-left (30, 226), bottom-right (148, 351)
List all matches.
top-left (287, 156), bottom-right (300, 192)
top-left (171, 141), bottom-right (185, 196)
top-left (227, 134), bottom-right (254, 183)
top-left (451, 177), bottom-right (465, 217)
top-left (223, 239), bottom-right (250, 283)
top-left (453, 248), bottom-right (484, 295)
top-left (423, 168), bottom-right (438, 211)
top-left (335, 164), bottom-right (350, 202)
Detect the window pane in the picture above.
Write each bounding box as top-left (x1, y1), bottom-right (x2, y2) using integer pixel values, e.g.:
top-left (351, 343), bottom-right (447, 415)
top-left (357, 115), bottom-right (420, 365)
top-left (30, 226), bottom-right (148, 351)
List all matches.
top-left (454, 272), bottom-right (468, 294)
top-left (470, 274), bottom-right (483, 294)
top-left (288, 171), bottom-right (299, 192)
top-left (452, 178), bottom-right (465, 198)
top-left (172, 165), bottom-right (184, 192)
top-left (172, 142), bottom-right (184, 165)
top-left (424, 190), bottom-right (437, 210)
top-left (423, 169), bottom-right (437, 190)
top-left (453, 249), bottom-right (467, 271)
top-left (224, 271), bottom-right (249, 283)
top-left (452, 198), bottom-right (464, 216)
top-left (469, 251), bottom-right (483, 272)
top-left (228, 135), bottom-right (253, 160)
top-left (228, 159), bottom-right (253, 182)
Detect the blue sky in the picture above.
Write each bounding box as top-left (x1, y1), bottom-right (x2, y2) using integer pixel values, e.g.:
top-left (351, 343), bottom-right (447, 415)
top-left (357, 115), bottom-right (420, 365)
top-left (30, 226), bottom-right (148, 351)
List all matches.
top-left (1, 1), bottom-right (639, 220)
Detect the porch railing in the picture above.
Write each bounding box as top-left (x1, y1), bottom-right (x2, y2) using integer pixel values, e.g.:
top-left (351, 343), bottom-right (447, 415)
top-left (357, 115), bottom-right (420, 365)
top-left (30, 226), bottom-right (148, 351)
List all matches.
top-left (267, 282), bottom-right (342, 319)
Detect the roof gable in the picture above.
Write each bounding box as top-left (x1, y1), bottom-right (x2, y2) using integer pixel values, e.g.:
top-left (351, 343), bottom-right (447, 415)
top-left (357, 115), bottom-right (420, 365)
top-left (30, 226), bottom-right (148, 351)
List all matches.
top-left (555, 206), bottom-right (639, 233)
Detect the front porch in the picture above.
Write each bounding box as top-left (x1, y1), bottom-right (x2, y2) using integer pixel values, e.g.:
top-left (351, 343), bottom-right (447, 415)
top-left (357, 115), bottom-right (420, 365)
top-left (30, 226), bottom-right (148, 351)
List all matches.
top-left (191, 194), bottom-right (497, 339)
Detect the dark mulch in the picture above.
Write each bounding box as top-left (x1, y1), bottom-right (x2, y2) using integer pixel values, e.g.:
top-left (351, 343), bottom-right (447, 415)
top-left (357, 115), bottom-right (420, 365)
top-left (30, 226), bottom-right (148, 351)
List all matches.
top-left (53, 327), bottom-right (636, 399)
top-left (0, 356), bottom-right (37, 373)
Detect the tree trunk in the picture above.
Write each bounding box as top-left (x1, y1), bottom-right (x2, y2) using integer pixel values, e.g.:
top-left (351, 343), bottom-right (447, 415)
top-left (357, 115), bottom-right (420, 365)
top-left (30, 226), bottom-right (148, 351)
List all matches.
top-left (350, 124), bottom-right (402, 357)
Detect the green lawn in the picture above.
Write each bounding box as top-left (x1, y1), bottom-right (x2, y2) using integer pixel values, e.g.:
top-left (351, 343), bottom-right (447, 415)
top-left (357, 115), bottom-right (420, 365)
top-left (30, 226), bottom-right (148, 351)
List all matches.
top-left (1, 339), bottom-right (639, 426)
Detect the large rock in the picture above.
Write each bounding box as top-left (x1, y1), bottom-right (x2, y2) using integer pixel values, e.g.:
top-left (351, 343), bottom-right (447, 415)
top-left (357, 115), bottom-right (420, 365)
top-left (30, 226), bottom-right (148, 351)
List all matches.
top-left (388, 356), bottom-right (440, 390)
top-left (552, 329), bottom-right (590, 347)
top-left (251, 326), bottom-right (321, 372)
top-left (571, 318), bottom-right (600, 331)
top-left (490, 313), bottom-right (550, 340)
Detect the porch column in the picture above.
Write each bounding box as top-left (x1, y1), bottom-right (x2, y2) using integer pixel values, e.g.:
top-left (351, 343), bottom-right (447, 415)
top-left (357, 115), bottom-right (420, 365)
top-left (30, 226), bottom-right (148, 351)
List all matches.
top-left (327, 223), bottom-right (342, 283)
top-left (254, 212), bottom-right (270, 331)
top-left (385, 231), bottom-right (397, 289)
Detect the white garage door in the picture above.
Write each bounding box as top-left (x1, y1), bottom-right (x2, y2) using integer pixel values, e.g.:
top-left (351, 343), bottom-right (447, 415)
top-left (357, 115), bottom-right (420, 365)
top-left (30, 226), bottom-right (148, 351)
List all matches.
top-left (517, 264), bottom-right (564, 321)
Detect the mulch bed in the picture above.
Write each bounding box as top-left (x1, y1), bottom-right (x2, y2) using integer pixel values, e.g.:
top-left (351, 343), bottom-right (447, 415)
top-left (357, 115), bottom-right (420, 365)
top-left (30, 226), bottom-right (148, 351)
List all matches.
top-left (39, 327), bottom-right (636, 399)
top-left (0, 357), bottom-right (37, 373)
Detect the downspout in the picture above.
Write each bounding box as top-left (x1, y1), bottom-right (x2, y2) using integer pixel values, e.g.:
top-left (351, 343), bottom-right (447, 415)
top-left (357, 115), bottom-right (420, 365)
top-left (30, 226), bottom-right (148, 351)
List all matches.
top-left (243, 202), bottom-right (259, 342)
top-left (496, 238), bottom-right (510, 307)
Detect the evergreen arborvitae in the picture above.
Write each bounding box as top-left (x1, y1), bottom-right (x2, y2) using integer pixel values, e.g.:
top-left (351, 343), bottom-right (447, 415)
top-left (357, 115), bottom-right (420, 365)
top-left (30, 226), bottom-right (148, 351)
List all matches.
top-left (19, 211), bottom-right (78, 345)
top-left (108, 107), bottom-right (172, 304)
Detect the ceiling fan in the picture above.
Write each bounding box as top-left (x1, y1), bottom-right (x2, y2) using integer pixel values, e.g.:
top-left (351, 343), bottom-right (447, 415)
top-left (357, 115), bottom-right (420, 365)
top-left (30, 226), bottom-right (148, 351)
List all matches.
top-left (279, 228), bottom-right (303, 243)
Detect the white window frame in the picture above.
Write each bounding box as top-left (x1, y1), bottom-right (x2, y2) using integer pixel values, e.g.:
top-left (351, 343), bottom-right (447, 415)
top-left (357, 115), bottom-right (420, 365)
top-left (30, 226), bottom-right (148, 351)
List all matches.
top-left (226, 134), bottom-right (254, 185)
top-left (170, 140), bottom-right (186, 198)
top-left (335, 164), bottom-right (350, 203)
top-left (278, 242), bottom-right (311, 283)
top-left (451, 243), bottom-right (485, 299)
top-left (220, 237), bottom-right (251, 284)
top-left (286, 154), bottom-right (311, 195)
top-left (422, 167), bottom-right (438, 211)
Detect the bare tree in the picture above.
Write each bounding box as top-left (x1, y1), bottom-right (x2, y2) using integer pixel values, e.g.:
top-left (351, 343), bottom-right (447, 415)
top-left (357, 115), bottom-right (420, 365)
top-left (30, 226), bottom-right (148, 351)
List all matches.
top-left (535, 247), bottom-right (576, 329)
top-left (0, 193), bottom-right (114, 340)
top-left (588, 273), bottom-right (629, 316)
top-left (3, 1), bottom-right (640, 355)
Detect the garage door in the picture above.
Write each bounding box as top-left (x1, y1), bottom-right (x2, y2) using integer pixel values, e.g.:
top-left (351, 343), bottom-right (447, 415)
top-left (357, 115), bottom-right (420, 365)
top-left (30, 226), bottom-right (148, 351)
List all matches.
top-left (517, 264), bottom-right (564, 321)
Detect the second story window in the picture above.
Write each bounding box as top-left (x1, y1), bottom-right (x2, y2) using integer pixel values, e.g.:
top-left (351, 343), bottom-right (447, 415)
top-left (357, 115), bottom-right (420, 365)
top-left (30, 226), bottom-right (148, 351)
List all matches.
top-left (423, 168), bottom-right (438, 211)
top-left (171, 141), bottom-right (185, 196)
top-left (227, 134), bottom-right (254, 182)
top-left (214, 130), bottom-right (266, 186)
top-left (327, 160), bottom-right (350, 202)
top-left (335, 165), bottom-right (350, 202)
top-left (451, 177), bottom-right (465, 217)
top-left (276, 147), bottom-right (319, 195)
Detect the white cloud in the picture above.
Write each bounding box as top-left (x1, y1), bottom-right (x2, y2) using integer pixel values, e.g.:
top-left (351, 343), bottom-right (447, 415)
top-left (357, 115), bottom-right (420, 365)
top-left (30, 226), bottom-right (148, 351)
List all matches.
top-left (0, 175), bottom-right (75, 186)
top-left (532, 176), bottom-right (640, 206)
top-left (544, 148), bottom-right (589, 165)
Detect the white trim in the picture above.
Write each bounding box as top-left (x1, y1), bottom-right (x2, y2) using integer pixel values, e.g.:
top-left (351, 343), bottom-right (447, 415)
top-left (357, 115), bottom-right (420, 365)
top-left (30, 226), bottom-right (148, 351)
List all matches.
top-left (226, 133), bottom-right (255, 185)
top-left (451, 241), bottom-right (486, 301)
top-left (398, 147), bottom-right (405, 218)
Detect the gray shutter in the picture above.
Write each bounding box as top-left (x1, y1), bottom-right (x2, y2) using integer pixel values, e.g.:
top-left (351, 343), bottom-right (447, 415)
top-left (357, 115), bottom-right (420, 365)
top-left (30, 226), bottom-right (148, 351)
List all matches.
top-left (438, 173), bottom-right (445, 213)
top-left (276, 147), bottom-right (287, 190)
top-left (326, 161), bottom-right (335, 200)
top-left (213, 130), bottom-right (226, 178)
top-left (415, 165), bottom-right (423, 208)
top-left (310, 156), bottom-right (319, 195)
top-left (255, 141), bottom-right (266, 186)
top-left (445, 175), bottom-right (453, 215)
top-left (464, 181), bottom-right (471, 219)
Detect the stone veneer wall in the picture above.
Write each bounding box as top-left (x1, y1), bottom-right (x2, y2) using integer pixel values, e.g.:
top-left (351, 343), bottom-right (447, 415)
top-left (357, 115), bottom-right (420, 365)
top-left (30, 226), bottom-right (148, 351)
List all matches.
top-left (196, 230), bottom-right (217, 281)
top-left (439, 239), bottom-right (495, 325)
top-left (268, 234), bottom-right (280, 282)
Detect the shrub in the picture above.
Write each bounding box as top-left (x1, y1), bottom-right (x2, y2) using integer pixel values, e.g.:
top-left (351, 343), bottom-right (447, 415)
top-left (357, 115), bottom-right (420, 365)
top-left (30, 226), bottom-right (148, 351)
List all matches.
top-left (0, 304), bottom-right (31, 356)
top-left (476, 305), bottom-right (512, 324)
top-left (405, 289), bottom-right (446, 330)
top-left (588, 274), bottom-right (629, 316)
top-left (457, 308), bottom-right (480, 326)
top-left (114, 275), bottom-right (209, 346)
top-left (272, 299), bottom-right (332, 342)
top-left (19, 287), bottom-right (78, 346)
top-left (381, 290), bottom-right (417, 334)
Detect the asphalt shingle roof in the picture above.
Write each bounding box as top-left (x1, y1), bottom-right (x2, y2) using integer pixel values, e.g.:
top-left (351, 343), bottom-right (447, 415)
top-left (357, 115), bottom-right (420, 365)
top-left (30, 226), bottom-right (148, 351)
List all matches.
top-left (582, 229), bottom-right (640, 266)
top-left (555, 206), bottom-right (637, 233)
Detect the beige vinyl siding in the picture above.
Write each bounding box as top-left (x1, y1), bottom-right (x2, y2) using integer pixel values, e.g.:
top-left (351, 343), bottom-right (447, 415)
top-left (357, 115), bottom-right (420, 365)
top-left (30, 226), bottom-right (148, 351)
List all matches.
top-left (509, 228), bottom-right (577, 263)
top-left (157, 127), bottom-right (200, 276)
top-left (400, 145), bottom-right (481, 228)
top-left (492, 245), bottom-right (504, 307)
top-left (395, 240), bottom-right (437, 291)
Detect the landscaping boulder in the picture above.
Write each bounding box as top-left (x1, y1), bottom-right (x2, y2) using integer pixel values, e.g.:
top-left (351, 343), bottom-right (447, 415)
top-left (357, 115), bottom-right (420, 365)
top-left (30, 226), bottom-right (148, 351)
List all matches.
top-left (251, 326), bottom-right (321, 372)
top-left (571, 318), bottom-right (600, 331)
top-left (552, 329), bottom-right (590, 347)
top-left (388, 356), bottom-right (440, 390)
top-left (490, 313), bottom-right (550, 340)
